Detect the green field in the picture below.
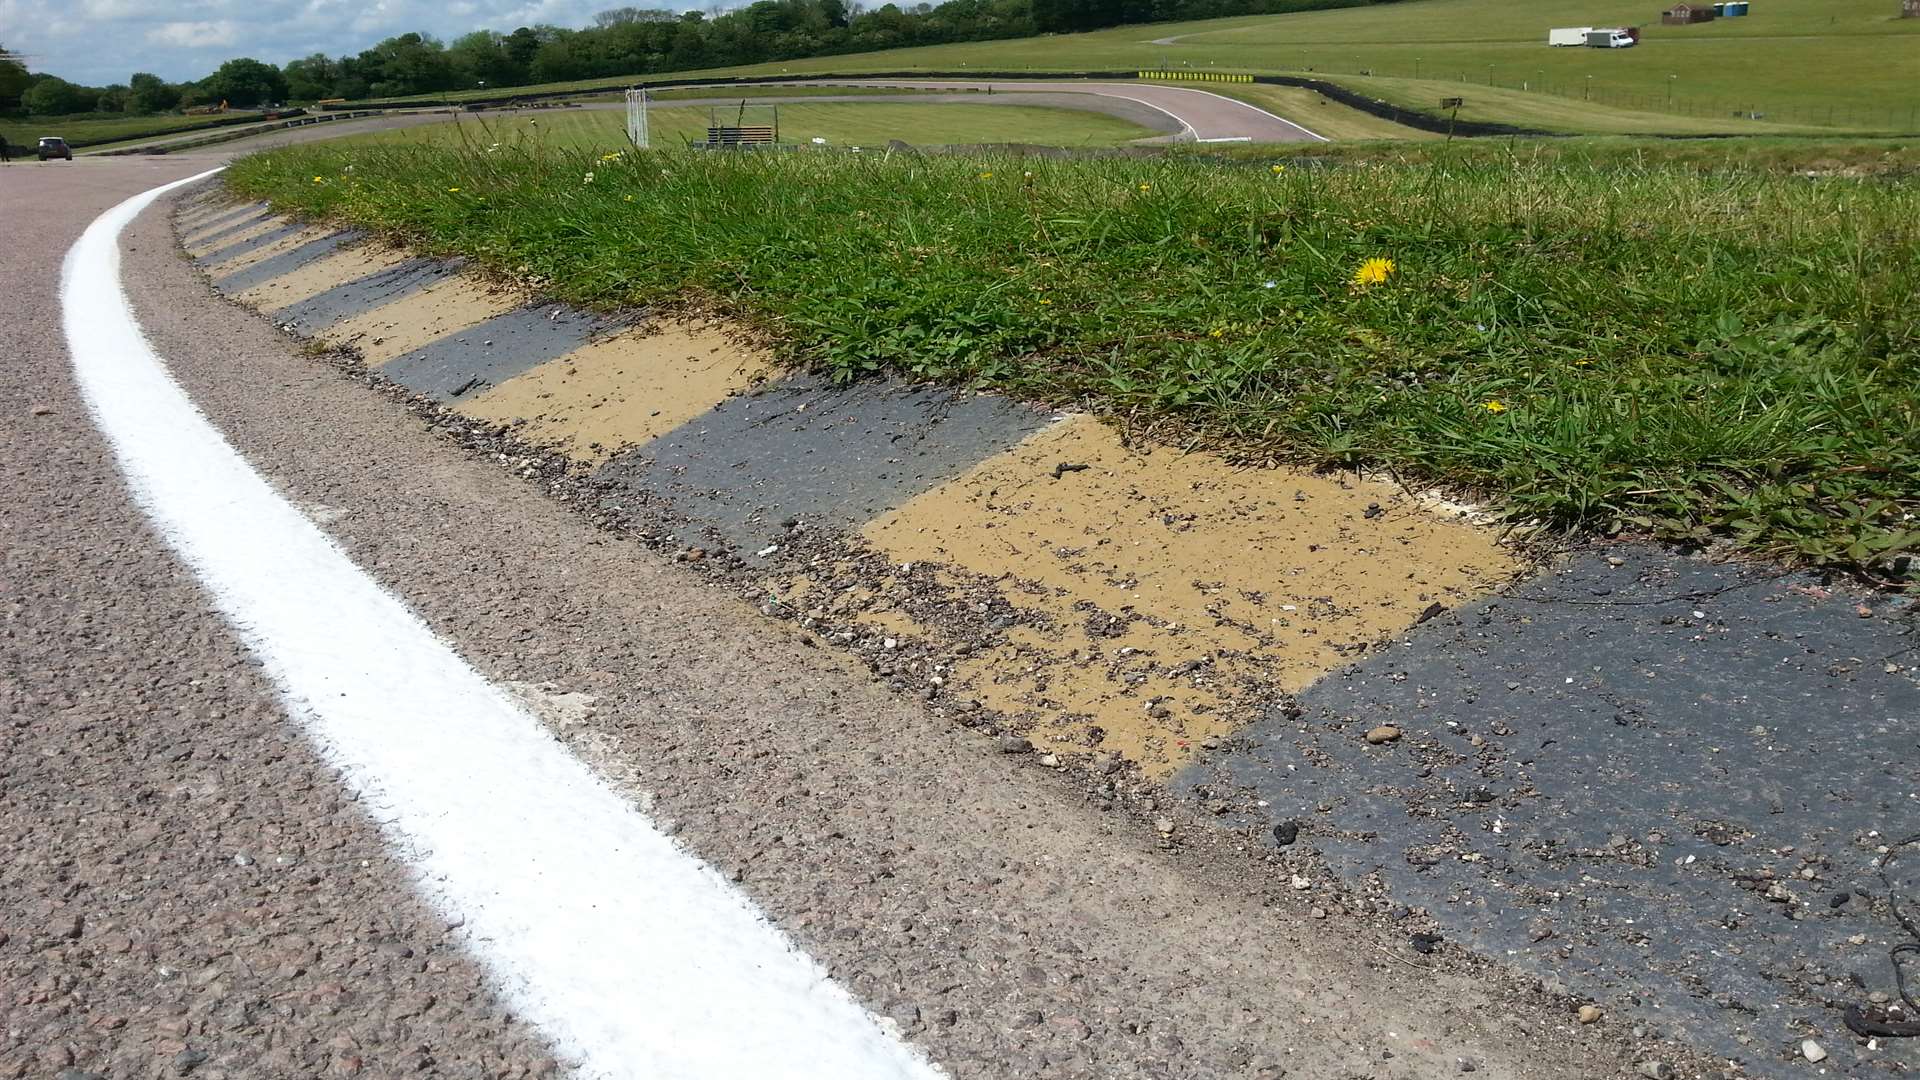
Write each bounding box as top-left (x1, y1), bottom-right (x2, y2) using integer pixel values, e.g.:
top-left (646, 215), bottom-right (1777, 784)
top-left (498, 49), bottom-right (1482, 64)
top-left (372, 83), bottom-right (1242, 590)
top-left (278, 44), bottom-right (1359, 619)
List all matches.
top-left (348, 103), bottom-right (1159, 149)
top-left (230, 141), bottom-right (1919, 580)
top-left (0, 110), bottom-right (266, 153)
top-left (343, 0), bottom-right (1919, 137)
top-left (639, 84), bottom-right (953, 102)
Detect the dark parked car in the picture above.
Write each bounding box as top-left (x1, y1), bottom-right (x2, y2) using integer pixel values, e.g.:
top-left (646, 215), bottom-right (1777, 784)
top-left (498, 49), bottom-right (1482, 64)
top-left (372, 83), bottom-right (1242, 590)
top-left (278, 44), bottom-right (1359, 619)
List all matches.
top-left (37, 136), bottom-right (73, 161)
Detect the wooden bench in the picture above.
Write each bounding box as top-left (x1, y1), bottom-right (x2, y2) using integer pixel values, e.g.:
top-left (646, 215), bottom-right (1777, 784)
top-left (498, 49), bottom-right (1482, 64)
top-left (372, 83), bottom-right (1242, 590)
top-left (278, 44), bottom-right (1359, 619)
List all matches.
top-left (706, 125), bottom-right (776, 147)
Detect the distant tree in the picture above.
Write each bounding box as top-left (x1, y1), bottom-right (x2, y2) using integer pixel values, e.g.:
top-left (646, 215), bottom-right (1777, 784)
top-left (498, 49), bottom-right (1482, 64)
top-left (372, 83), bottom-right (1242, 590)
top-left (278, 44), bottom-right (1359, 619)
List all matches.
top-left (503, 26), bottom-right (544, 74)
top-left (282, 54), bottom-right (340, 101)
top-left (357, 33), bottom-right (454, 97)
top-left (448, 31), bottom-right (522, 88)
top-left (23, 76), bottom-right (91, 115)
top-left (127, 72), bottom-right (180, 114)
top-left (96, 83), bottom-right (129, 112)
top-left (0, 43), bottom-right (28, 112)
top-left (200, 57), bottom-right (289, 108)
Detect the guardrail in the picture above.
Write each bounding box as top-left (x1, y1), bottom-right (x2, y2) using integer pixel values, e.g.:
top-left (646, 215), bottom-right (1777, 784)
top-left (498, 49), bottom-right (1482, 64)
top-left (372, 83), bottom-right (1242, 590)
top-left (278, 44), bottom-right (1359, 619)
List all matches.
top-left (95, 109), bottom-right (387, 156)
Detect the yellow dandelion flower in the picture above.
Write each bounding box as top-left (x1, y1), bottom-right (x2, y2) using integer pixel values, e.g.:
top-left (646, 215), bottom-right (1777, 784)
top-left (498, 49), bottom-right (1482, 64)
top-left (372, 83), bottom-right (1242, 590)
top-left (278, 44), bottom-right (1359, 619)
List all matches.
top-left (1039, 298), bottom-right (1052, 305)
top-left (312, 176), bottom-right (326, 184)
top-left (1351, 257), bottom-right (1396, 288)
top-left (1574, 357), bottom-right (1594, 367)
top-left (1208, 327), bottom-right (1225, 338)
top-left (1138, 183), bottom-right (1152, 192)
top-left (448, 186), bottom-right (460, 193)
top-left (979, 171), bottom-right (993, 179)
top-left (1270, 164), bottom-right (1286, 174)
top-left (1483, 400), bottom-right (1507, 413)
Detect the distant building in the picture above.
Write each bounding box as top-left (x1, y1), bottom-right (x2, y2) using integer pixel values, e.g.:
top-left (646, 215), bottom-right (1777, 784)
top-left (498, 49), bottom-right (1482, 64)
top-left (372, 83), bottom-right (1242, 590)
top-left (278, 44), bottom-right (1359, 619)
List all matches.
top-left (1662, 3), bottom-right (1718, 23)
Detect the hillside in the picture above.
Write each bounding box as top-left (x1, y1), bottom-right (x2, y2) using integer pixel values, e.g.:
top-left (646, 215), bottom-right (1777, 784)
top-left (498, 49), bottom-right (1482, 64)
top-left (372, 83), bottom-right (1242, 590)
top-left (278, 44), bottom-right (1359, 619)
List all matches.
top-left (353, 0), bottom-right (1919, 135)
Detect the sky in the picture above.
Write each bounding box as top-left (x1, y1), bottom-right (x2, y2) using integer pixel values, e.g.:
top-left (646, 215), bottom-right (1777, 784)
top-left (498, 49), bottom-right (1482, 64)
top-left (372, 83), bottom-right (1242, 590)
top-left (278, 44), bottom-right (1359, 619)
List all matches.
top-left (0, 0), bottom-right (612, 86)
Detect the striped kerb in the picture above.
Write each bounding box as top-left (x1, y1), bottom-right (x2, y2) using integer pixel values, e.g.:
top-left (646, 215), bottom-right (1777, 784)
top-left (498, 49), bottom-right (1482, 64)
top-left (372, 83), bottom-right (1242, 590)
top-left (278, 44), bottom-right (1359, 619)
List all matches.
top-left (213, 231), bottom-right (365, 297)
top-left (380, 304), bottom-right (608, 402)
top-left (455, 322), bottom-right (774, 464)
top-left (198, 222), bottom-right (307, 267)
top-left (236, 243), bottom-right (419, 313)
top-left (325, 274), bottom-right (522, 366)
top-left (184, 216), bottom-right (286, 258)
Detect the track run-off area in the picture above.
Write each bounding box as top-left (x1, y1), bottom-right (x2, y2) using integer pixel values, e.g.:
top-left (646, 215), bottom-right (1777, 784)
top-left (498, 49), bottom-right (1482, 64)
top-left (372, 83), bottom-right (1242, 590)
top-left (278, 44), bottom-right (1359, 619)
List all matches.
top-left (2, 146), bottom-right (1630, 1078)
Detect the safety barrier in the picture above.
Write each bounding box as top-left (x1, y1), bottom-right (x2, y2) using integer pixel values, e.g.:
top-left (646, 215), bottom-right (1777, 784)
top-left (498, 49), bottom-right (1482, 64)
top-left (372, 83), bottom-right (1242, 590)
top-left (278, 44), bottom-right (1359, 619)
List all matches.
top-left (1137, 71), bottom-right (1255, 83)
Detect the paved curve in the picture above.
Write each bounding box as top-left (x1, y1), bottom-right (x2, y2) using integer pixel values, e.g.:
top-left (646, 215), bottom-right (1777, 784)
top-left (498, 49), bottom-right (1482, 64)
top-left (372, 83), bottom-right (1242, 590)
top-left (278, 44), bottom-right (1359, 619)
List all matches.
top-left (5, 148), bottom-right (1650, 1078)
top-left (577, 92), bottom-right (1191, 140)
top-left (673, 79), bottom-right (1327, 142)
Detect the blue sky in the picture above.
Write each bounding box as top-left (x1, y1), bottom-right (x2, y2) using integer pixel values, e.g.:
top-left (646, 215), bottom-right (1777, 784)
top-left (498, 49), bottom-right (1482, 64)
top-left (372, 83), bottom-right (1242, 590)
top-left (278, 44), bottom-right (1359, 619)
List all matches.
top-left (1, 0), bottom-right (610, 86)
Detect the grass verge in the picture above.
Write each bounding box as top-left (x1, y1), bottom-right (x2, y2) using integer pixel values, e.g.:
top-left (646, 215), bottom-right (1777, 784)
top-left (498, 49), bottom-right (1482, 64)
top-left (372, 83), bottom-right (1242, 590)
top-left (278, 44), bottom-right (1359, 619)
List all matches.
top-left (345, 102), bottom-right (1158, 150)
top-left (227, 142), bottom-right (1920, 582)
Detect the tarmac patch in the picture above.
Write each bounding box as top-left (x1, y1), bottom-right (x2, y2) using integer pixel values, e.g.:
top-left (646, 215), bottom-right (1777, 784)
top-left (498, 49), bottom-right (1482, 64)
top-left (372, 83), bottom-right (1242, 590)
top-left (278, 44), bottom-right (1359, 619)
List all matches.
top-left (238, 243), bottom-right (418, 313)
top-left (207, 225), bottom-right (341, 281)
top-left (179, 205), bottom-right (272, 248)
top-left (195, 221), bottom-right (305, 266)
top-left (1182, 548), bottom-right (1920, 1077)
top-left (273, 258), bottom-right (456, 333)
top-left (595, 372), bottom-right (1053, 557)
top-left (381, 303), bottom-right (607, 402)
top-left (213, 230), bottom-right (364, 297)
top-left (326, 273), bottom-right (521, 366)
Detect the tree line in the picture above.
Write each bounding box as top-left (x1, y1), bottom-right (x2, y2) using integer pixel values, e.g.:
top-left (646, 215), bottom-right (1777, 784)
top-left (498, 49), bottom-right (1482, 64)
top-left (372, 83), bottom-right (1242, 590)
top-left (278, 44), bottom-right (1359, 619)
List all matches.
top-left (3, 0), bottom-right (1387, 116)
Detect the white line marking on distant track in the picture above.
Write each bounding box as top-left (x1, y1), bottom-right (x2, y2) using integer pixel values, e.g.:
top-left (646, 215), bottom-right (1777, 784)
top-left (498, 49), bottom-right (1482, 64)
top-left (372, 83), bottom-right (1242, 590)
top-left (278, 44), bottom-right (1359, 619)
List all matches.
top-left (63, 171), bottom-right (945, 1080)
top-left (1169, 86), bottom-right (1329, 142)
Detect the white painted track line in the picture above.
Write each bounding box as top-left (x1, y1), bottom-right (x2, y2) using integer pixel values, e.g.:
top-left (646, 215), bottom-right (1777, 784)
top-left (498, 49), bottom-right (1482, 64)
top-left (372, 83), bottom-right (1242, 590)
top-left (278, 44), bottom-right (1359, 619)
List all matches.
top-left (62, 172), bottom-right (944, 1080)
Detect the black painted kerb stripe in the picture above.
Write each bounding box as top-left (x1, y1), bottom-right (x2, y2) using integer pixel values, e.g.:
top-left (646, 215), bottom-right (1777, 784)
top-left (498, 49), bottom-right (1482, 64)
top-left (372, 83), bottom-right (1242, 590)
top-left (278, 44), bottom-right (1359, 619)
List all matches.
top-left (381, 303), bottom-right (607, 402)
top-left (214, 231), bottom-right (364, 295)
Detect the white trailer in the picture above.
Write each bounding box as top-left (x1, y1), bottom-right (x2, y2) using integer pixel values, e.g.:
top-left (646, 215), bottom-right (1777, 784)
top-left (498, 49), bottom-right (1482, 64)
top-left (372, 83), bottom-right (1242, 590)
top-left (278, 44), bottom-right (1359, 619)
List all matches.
top-left (1548, 26), bottom-right (1594, 46)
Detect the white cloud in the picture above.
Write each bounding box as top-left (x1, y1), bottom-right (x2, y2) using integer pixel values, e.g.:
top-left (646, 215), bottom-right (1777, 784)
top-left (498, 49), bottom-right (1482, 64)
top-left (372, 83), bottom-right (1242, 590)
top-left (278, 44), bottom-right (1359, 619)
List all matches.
top-left (146, 20), bottom-right (240, 48)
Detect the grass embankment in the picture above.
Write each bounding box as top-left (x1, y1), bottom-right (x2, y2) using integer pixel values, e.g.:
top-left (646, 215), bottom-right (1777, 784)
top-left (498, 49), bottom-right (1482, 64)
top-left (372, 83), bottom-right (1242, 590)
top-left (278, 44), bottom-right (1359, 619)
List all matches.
top-left (335, 0), bottom-right (1918, 137)
top-left (349, 103), bottom-right (1158, 149)
top-left (639, 84), bottom-right (952, 102)
top-left (228, 143), bottom-right (1920, 580)
top-left (0, 111), bottom-right (265, 153)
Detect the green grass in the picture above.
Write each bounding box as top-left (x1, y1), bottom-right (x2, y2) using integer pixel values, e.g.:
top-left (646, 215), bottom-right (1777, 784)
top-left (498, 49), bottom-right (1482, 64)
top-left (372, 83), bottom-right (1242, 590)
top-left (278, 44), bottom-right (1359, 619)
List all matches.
top-left (0, 111), bottom-right (266, 152)
top-left (1258, 75), bottom-right (1847, 137)
top-left (227, 142), bottom-right (1920, 582)
top-left (341, 0), bottom-right (1919, 137)
top-left (345, 102), bottom-right (1159, 149)
top-left (638, 84), bottom-right (956, 102)
top-left (1210, 83), bottom-right (1440, 141)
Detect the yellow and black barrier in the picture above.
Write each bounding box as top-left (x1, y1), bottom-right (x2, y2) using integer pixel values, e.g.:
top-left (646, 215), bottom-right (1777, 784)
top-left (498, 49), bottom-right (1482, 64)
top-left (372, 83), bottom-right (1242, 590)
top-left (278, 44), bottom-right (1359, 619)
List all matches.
top-left (1136, 71), bottom-right (1255, 83)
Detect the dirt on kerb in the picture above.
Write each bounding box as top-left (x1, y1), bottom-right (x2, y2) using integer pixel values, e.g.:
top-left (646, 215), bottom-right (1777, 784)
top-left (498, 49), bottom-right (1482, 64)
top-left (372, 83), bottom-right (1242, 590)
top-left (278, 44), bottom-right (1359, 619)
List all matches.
top-left (833, 413), bottom-right (1517, 775)
top-left (457, 321), bottom-right (773, 465)
top-left (236, 241), bottom-right (415, 310)
top-left (322, 274), bottom-right (522, 365)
